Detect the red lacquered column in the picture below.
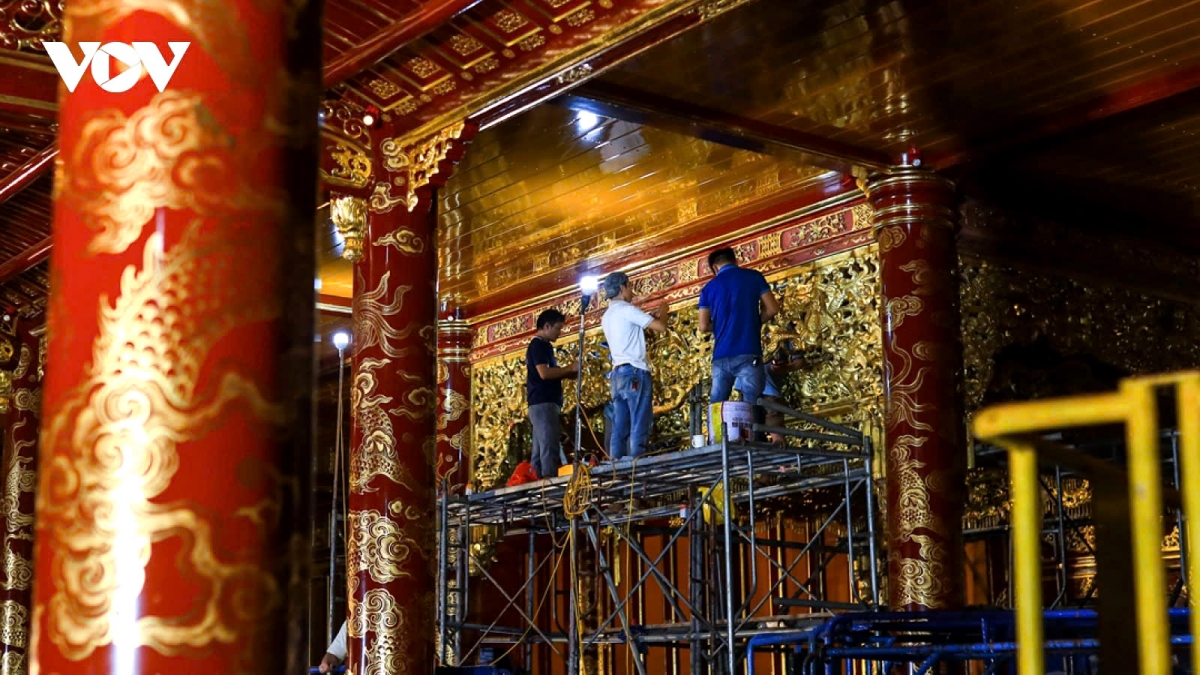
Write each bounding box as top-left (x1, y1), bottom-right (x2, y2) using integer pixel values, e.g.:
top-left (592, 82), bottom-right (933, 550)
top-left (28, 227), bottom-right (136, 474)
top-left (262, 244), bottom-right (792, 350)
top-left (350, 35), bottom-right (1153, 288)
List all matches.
top-left (346, 121), bottom-right (474, 675)
top-left (868, 165), bottom-right (966, 611)
top-left (437, 307), bottom-right (472, 495)
top-left (31, 0), bottom-right (322, 669)
top-left (0, 326), bottom-right (42, 675)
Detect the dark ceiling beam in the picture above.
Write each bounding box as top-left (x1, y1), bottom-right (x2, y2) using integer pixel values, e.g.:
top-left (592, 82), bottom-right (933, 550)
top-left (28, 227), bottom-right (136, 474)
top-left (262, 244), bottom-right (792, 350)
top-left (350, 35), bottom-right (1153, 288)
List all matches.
top-left (933, 64), bottom-right (1200, 170)
top-left (0, 236), bottom-right (52, 286)
top-left (556, 80), bottom-right (890, 175)
top-left (0, 144), bottom-right (55, 206)
top-left (323, 0), bottom-right (486, 88)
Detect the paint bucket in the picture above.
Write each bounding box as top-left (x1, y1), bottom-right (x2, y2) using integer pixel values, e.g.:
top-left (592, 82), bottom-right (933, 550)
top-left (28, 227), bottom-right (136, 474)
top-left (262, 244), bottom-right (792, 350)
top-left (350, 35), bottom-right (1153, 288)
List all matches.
top-left (708, 401), bottom-right (756, 443)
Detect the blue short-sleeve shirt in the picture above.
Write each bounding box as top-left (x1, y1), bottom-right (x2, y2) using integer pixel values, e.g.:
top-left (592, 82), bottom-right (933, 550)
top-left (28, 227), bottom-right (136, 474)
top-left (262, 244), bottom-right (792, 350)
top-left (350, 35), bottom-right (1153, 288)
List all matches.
top-left (698, 265), bottom-right (771, 361)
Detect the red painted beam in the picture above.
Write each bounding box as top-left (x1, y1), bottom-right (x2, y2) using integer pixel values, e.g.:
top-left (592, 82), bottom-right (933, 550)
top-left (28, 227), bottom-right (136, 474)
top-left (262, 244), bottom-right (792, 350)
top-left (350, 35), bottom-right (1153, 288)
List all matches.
top-left (322, 0), bottom-right (486, 88)
top-left (0, 236), bottom-right (51, 286)
top-left (0, 144), bottom-right (56, 205)
top-left (0, 52), bottom-right (57, 118)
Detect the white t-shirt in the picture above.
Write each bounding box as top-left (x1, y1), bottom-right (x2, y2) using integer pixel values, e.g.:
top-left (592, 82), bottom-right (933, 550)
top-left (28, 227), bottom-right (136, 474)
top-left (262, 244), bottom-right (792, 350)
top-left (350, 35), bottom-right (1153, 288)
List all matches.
top-left (601, 300), bottom-right (654, 372)
top-left (328, 620), bottom-right (347, 659)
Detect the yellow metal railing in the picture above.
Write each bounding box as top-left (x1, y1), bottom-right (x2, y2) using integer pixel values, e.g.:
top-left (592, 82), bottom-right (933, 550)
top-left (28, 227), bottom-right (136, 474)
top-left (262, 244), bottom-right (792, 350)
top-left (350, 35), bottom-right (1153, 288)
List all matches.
top-left (973, 371), bottom-right (1200, 675)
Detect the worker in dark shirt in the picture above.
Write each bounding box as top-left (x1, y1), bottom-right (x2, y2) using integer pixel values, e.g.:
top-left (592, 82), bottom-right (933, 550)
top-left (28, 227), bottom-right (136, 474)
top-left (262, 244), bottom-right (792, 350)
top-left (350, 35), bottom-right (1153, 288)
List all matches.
top-left (698, 247), bottom-right (780, 404)
top-left (526, 309), bottom-right (579, 479)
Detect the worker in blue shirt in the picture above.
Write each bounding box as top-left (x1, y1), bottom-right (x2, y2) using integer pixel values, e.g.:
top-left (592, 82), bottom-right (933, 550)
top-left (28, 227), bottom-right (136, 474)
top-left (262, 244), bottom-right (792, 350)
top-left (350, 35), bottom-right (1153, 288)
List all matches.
top-left (698, 247), bottom-right (780, 404)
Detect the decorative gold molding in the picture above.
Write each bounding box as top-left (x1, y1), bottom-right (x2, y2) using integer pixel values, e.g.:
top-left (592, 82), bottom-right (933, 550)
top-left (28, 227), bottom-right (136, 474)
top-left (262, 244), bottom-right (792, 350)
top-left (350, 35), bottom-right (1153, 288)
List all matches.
top-left (323, 136), bottom-right (373, 189)
top-left (379, 122), bottom-right (467, 212)
top-left (0, 371), bottom-right (10, 415)
top-left (330, 196), bottom-right (368, 261)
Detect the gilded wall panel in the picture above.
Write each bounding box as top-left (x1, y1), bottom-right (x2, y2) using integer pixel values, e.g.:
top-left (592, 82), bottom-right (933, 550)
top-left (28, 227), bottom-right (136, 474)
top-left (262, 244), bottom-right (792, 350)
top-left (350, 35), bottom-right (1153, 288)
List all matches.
top-left (960, 256), bottom-right (1200, 412)
top-left (470, 247), bottom-right (884, 489)
top-left (959, 256), bottom-right (1200, 532)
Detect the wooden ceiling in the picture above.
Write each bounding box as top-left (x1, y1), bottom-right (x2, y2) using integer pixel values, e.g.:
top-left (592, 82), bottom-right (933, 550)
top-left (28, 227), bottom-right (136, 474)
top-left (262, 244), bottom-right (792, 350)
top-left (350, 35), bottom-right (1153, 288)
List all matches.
top-left (3, 0), bottom-right (1200, 319)
top-left (596, 0), bottom-right (1200, 163)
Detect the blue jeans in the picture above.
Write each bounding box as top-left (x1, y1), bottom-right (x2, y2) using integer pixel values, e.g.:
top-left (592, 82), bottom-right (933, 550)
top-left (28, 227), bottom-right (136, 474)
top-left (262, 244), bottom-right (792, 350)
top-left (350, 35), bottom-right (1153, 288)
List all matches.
top-left (610, 365), bottom-right (652, 459)
top-left (712, 354), bottom-right (765, 404)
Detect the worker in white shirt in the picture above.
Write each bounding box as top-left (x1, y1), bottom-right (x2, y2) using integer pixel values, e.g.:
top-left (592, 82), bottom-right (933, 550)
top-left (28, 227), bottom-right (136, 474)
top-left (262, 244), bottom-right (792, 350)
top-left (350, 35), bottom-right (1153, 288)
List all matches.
top-left (319, 621), bottom-right (347, 673)
top-left (600, 271), bottom-right (668, 459)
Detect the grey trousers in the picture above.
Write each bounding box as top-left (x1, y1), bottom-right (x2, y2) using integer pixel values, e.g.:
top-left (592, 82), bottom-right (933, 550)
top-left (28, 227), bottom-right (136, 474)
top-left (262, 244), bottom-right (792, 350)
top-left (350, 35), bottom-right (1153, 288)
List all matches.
top-left (528, 403), bottom-right (562, 479)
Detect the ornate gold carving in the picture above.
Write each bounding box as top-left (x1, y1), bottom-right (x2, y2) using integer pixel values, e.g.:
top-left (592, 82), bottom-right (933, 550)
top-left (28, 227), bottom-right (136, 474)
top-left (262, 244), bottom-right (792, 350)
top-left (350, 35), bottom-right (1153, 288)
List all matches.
top-left (36, 335), bottom-right (45, 382)
top-left (374, 228), bottom-right (426, 254)
top-left (354, 272), bottom-right (417, 358)
top-left (11, 345), bottom-right (29, 380)
top-left (404, 57), bottom-right (440, 78)
top-left (350, 358), bottom-right (416, 494)
top-left (470, 247), bottom-right (883, 488)
top-left (473, 58), bottom-right (500, 75)
top-left (379, 122), bottom-right (467, 212)
top-left (0, 601), bottom-right (26, 648)
top-left (448, 34), bottom-right (483, 55)
top-left (36, 228), bottom-right (285, 661)
top-left (0, 373), bottom-right (9, 415)
top-left (565, 7), bottom-right (594, 25)
top-left (0, 0), bottom-right (62, 52)
top-left (331, 196), bottom-right (368, 262)
top-left (62, 91), bottom-right (280, 255)
top-left (518, 34), bottom-right (546, 51)
top-left (369, 182), bottom-right (406, 214)
top-left (367, 78), bottom-right (402, 98)
top-left (493, 8), bottom-right (528, 32)
top-left (325, 139), bottom-right (373, 189)
top-left (959, 256), bottom-right (1200, 411)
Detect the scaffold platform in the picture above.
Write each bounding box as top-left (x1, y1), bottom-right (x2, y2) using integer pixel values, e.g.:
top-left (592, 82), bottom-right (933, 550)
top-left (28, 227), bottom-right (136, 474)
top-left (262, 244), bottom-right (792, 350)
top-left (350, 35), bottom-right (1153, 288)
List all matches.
top-left (437, 411), bottom-right (880, 675)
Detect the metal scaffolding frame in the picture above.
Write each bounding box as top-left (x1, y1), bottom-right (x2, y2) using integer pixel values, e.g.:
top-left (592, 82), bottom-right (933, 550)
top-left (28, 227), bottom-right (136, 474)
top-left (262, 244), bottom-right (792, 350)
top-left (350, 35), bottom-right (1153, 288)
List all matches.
top-left (437, 411), bottom-right (879, 674)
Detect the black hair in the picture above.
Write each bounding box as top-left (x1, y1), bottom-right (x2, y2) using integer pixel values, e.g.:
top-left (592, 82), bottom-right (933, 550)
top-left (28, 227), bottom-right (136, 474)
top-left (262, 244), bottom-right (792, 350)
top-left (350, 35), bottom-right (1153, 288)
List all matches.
top-left (536, 309), bottom-right (567, 330)
top-left (708, 247), bottom-right (737, 269)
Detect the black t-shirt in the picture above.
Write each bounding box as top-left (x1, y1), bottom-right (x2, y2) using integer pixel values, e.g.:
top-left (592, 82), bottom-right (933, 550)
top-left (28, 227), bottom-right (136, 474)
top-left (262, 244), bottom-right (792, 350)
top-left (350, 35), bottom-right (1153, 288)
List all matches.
top-left (526, 337), bottom-right (563, 406)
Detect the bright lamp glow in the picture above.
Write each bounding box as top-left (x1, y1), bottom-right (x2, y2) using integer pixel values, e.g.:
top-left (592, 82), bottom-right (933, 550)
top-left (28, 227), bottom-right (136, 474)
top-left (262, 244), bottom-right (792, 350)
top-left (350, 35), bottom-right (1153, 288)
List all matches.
top-left (575, 111), bottom-right (598, 130)
top-left (332, 331), bottom-right (351, 351)
top-left (580, 275), bottom-right (600, 295)
top-left (362, 113), bottom-right (375, 126)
